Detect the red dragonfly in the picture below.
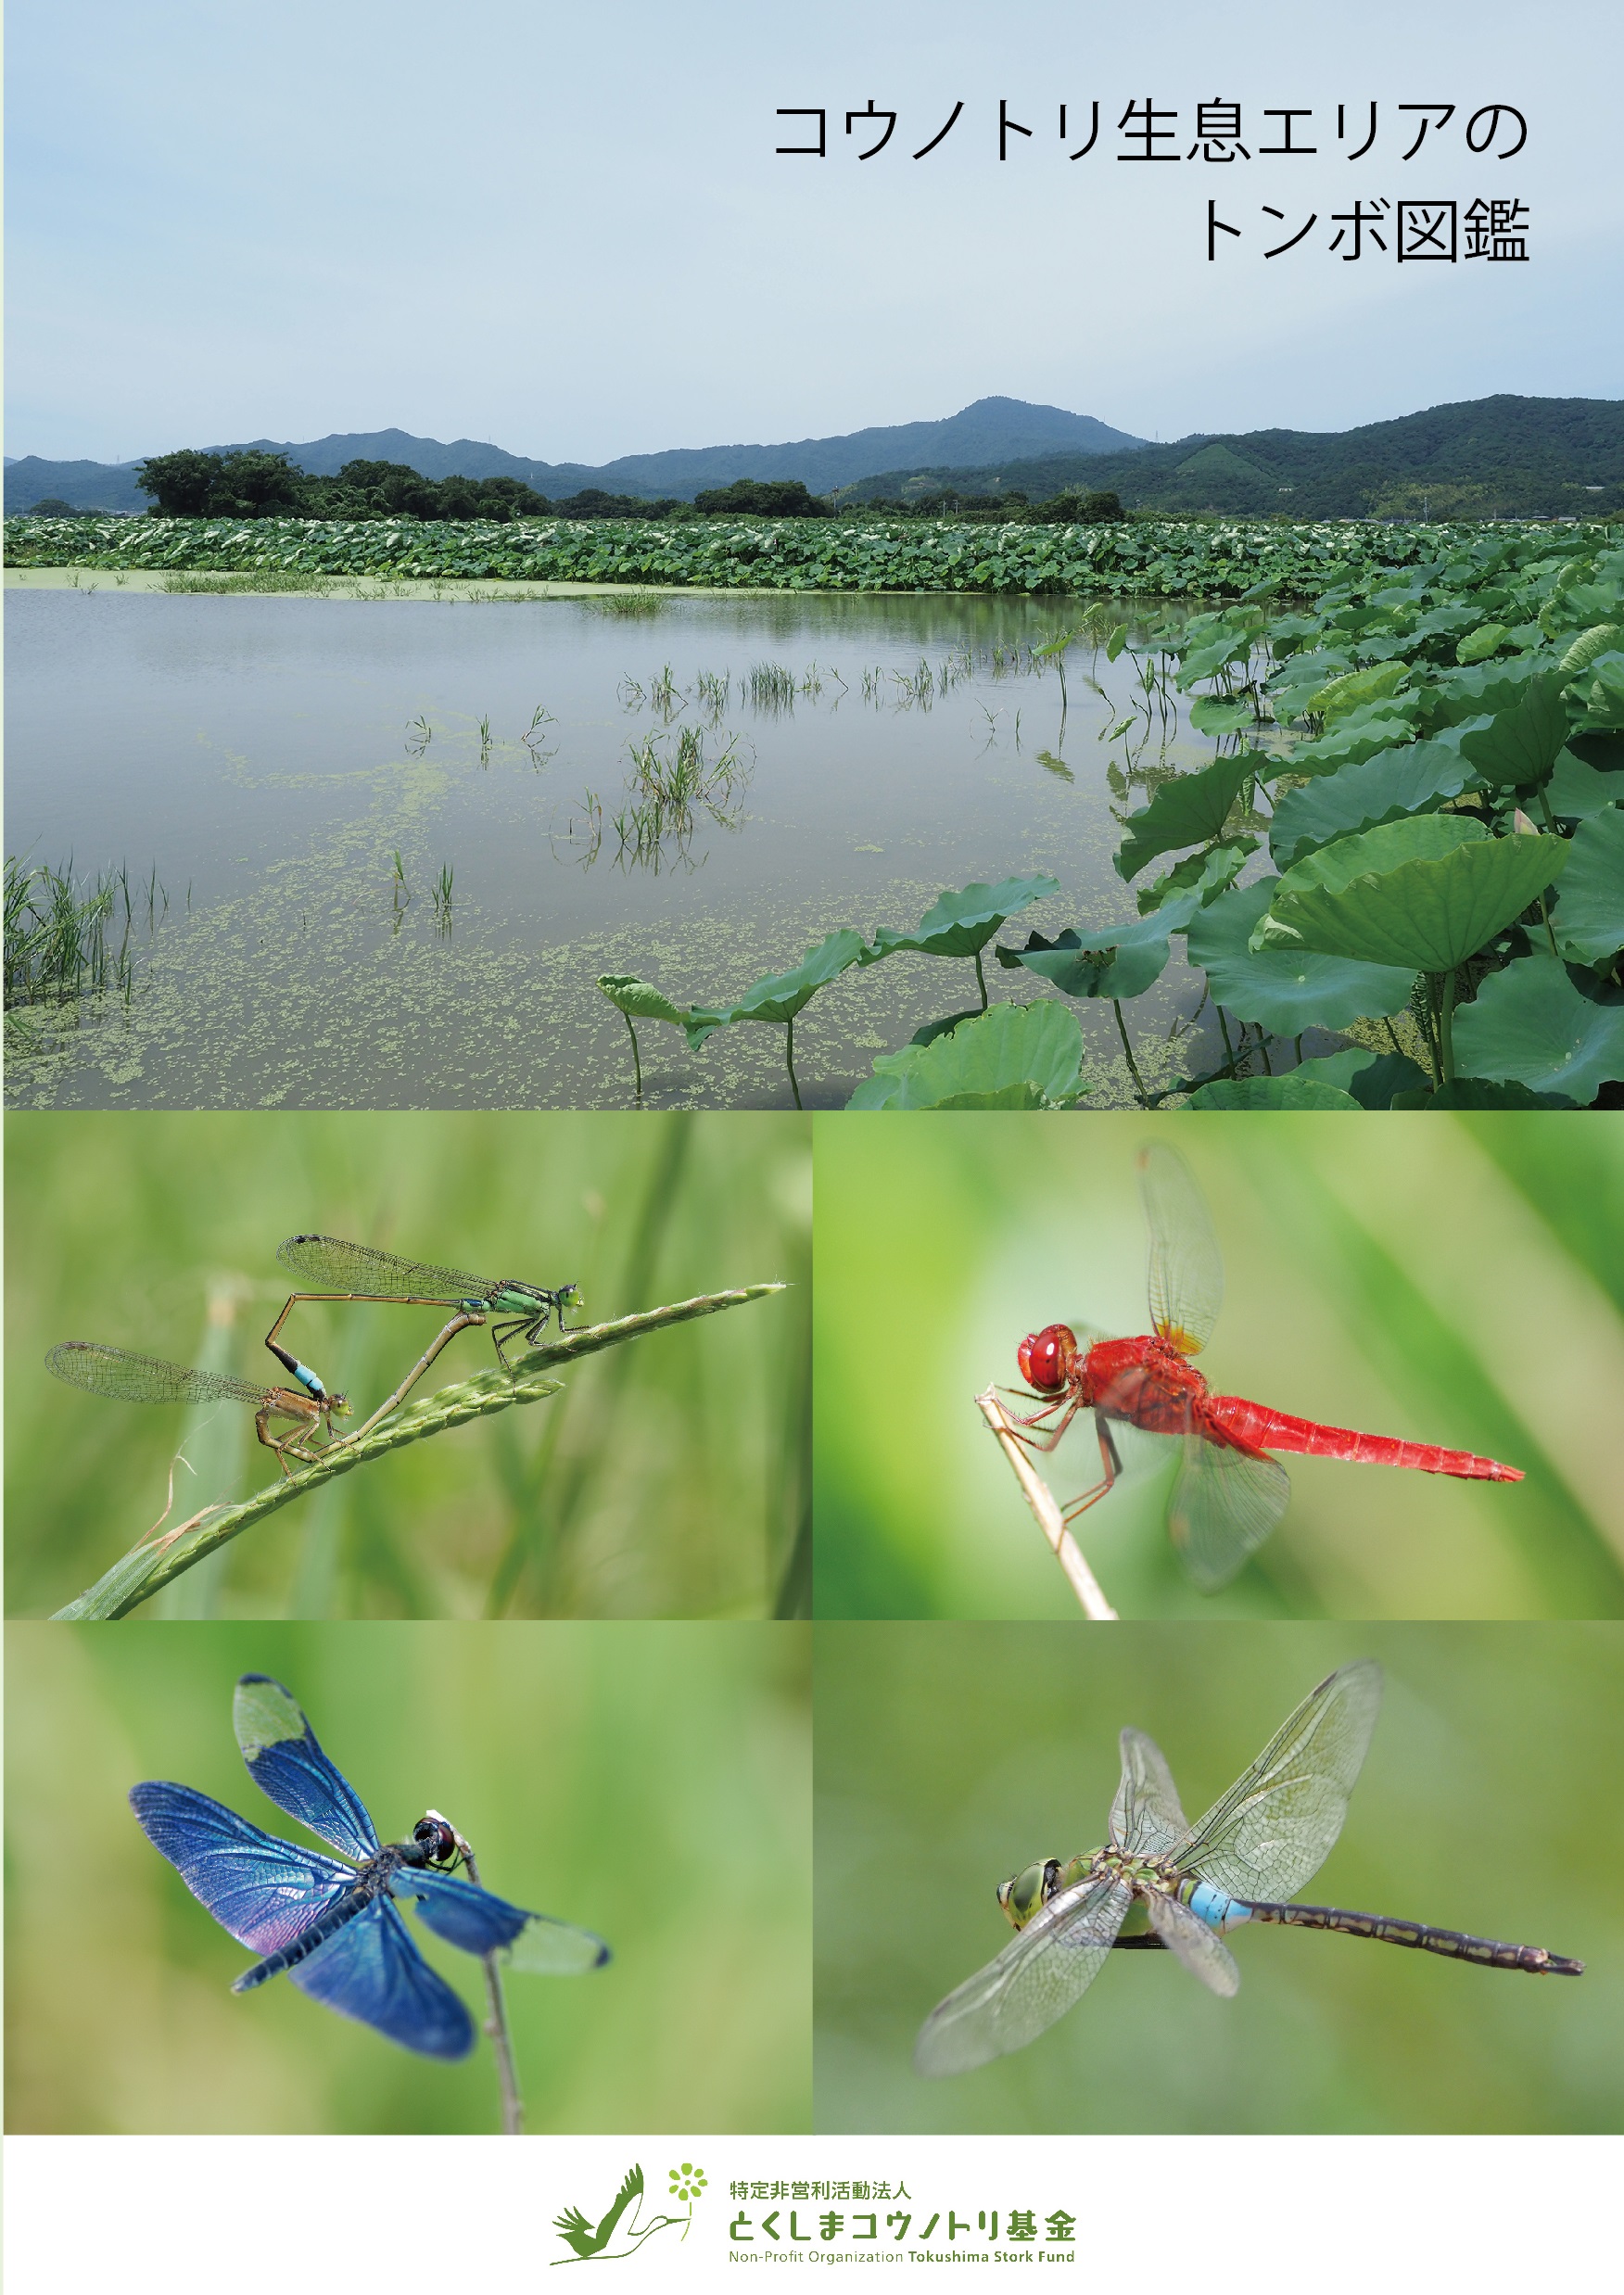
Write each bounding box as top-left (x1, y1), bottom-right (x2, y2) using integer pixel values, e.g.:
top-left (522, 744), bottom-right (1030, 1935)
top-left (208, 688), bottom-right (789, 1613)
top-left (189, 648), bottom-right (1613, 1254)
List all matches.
top-left (1004, 1141), bottom-right (1523, 1591)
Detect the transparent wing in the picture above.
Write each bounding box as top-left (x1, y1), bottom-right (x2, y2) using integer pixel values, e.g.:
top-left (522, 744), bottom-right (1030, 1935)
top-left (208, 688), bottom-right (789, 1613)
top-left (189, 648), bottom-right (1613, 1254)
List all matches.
top-left (1172, 1660), bottom-right (1384, 1903)
top-left (401, 1866), bottom-right (610, 1973)
top-left (914, 1874), bottom-right (1132, 2078)
top-left (45, 1344), bottom-right (271, 1408)
top-left (1110, 1729), bottom-right (1188, 1857)
top-left (1139, 1141), bottom-right (1223, 1357)
top-left (129, 1782), bottom-right (352, 1954)
top-left (233, 1676), bottom-right (380, 1862)
top-left (1167, 1436), bottom-right (1292, 1591)
top-left (288, 1898), bottom-right (475, 2058)
top-left (276, 1234), bottom-right (488, 1302)
top-left (1146, 1888), bottom-right (1240, 1997)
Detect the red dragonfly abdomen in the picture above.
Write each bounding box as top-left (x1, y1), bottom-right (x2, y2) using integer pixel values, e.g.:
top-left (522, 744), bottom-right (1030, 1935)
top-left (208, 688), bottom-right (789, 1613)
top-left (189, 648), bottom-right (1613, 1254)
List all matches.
top-left (1201, 1394), bottom-right (1523, 1482)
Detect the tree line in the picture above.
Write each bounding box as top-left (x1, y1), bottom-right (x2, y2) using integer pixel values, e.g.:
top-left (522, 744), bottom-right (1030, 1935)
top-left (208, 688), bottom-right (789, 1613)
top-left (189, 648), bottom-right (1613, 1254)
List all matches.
top-left (126, 451), bottom-right (1123, 526)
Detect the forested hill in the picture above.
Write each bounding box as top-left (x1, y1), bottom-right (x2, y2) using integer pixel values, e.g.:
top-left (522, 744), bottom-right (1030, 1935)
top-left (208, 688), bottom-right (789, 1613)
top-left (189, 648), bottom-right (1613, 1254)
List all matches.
top-left (4, 399), bottom-right (1146, 513)
top-left (841, 397), bottom-right (1624, 519)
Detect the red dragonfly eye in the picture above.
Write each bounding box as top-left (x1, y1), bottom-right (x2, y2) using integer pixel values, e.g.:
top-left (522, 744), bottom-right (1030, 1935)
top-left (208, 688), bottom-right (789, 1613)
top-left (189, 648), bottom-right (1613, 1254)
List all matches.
top-left (1018, 1325), bottom-right (1075, 1393)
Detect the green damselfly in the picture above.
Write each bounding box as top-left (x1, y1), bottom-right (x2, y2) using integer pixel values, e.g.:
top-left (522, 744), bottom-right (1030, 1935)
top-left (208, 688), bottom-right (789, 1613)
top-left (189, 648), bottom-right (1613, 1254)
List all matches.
top-left (915, 1660), bottom-right (1582, 2077)
top-left (268, 1236), bottom-right (579, 1440)
top-left (45, 1340), bottom-right (350, 1477)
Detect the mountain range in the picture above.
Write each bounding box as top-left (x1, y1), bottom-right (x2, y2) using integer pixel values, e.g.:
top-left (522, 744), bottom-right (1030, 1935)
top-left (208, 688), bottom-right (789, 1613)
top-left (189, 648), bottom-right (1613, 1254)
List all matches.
top-left (6, 394), bottom-right (1620, 518)
top-left (2, 398), bottom-right (1144, 514)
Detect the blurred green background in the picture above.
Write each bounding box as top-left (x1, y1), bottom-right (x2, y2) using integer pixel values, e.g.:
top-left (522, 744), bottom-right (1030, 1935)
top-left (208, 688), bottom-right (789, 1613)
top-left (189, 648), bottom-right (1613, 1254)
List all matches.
top-left (5, 1619), bottom-right (810, 2133)
top-left (6, 1110), bottom-right (810, 1618)
top-left (815, 1621), bottom-right (1624, 2133)
top-left (814, 1113), bottom-right (1624, 1619)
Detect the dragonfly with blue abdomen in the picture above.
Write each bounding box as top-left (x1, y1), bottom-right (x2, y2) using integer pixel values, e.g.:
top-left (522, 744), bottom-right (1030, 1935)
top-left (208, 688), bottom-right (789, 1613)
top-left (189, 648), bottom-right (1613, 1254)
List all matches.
top-left (915, 1660), bottom-right (1581, 2077)
top-left (45, 1340), bottom-right (349, 1476)
top-left (130, 1674), bottom-right (609, 2059)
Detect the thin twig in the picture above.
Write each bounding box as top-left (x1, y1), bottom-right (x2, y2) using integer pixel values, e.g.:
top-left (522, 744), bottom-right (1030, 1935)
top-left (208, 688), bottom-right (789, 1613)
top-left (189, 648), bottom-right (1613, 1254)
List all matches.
top-left (975, 1388), bottom-right (1118, 1620)
top-left (52, 1286), bottom-right (786, 1620)
top-left (456, 1834), bottom-right (523, 2135)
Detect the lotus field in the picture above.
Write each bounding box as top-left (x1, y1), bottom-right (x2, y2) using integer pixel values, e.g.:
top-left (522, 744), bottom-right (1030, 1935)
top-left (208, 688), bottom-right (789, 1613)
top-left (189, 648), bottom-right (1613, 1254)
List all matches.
top-left (596, 526), bottom-right (1624, 1108)
top-left (6, 510), bottom-right (1613, 599)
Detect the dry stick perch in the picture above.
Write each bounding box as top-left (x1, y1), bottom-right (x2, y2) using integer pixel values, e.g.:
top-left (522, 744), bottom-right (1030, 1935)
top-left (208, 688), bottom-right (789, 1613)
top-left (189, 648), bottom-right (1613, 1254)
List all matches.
top-left (975, 1387), bottom-right (1118, 1621)
top-left (55, 1287), bottom-right (785, 1622)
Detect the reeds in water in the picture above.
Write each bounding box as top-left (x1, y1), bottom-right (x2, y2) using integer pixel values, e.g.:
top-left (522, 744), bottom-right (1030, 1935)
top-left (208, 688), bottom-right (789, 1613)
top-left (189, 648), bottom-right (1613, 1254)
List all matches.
top-left (4, 856), bottom-right (170, 1010)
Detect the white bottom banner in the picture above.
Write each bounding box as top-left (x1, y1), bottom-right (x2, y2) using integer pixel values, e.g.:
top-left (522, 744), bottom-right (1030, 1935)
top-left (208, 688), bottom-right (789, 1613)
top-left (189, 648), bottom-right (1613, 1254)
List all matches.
top-left (4, 2134), bottom-right (1615, 2291)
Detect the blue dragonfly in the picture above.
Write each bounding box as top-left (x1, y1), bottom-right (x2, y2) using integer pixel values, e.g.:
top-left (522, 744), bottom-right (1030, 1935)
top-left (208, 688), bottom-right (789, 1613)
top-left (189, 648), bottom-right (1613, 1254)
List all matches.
top-left (130, 1675), bottom-right (610, 2058)
top-left (916, 1660), bottom-right (1582, 2076)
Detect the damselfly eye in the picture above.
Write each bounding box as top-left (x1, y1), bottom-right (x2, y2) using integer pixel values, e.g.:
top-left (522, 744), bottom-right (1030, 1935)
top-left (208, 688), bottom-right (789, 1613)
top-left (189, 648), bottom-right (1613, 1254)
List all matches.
top-left (413, 1817), bottom-right (457, 1863)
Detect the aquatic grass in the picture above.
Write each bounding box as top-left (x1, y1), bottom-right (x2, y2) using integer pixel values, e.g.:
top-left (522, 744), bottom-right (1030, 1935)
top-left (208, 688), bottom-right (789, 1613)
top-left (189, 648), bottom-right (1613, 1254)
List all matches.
top-left (4, 855), bottom-right (170, 1011)
top-left (746, 662), bottom-right (798, 716)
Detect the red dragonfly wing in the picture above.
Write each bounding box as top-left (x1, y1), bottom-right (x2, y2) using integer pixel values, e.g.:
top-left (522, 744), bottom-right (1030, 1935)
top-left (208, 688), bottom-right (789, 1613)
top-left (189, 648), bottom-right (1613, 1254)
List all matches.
top-left (1138, 1141), bottom-right (1223, 1359)
top-left (1167, 1434), bottom-right (1290, 1591)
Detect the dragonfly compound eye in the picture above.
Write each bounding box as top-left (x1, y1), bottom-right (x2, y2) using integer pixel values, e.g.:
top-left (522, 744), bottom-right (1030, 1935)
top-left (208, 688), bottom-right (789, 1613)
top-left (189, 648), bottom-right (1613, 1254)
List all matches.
top-left (412, 1816), bottom-right (458, 1863)
top-left (999, 1860), bottom-right (1059, 1930)
top-left (1017, 1326), bottom-right (1074, 1393)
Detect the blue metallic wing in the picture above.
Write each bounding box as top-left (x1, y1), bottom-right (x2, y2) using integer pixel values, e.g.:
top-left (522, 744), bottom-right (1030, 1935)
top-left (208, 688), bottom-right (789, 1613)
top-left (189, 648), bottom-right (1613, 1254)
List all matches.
top-left (288, 1897), bottom-right (476, 2058)
top-left (232, 1675), bottom-right (379, 1862)
top-left (129, 1781), bottom-right (352, 1954)
top-left (400, 1865), bottom-right (612, 1973)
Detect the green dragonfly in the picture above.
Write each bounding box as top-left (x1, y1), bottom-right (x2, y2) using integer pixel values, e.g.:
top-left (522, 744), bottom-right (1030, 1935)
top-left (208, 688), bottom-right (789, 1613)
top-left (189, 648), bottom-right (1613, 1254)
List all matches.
top-left (915, 1660), bottom-right (1582, 2077)
top-left (267, 1236), bottom-right (580, 1442)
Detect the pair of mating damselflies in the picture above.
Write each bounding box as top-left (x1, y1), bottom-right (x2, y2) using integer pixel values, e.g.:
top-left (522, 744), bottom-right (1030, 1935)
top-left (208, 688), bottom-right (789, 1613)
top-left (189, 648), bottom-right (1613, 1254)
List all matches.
top-left (46, 1236), bottom-right (580, 1475)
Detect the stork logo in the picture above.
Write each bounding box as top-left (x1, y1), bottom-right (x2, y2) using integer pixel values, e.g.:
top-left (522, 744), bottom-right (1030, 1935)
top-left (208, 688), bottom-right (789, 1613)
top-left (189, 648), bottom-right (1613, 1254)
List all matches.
top-left (552, 2162), bottom-right (705, 2265)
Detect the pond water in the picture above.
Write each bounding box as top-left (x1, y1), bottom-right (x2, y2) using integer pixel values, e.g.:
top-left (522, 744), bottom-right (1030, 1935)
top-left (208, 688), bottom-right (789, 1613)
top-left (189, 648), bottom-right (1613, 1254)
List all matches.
top-left (5, 586), bottom-right (1297, 1109)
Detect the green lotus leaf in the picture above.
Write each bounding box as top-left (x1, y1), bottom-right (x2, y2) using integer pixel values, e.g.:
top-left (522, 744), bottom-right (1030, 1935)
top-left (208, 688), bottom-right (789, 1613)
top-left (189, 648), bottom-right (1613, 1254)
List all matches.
top-left (1186, 1075), bottom-right (1362, 1109)
top-left (1272, 706), bottom-right (1419, 780)
top-left (997, 894), bottom-right (1200, 1000)
top-left (1546, 748), bottom-right (1624, 819)
top-left (1420, 1078), bottom-right (1581, 1109)
top-left (596, 974), bottom-right (689, 1027)
top-left (1187, 694), bottom-right (1256, 736)
top-left (1452, 956), bottom-right (1624, 1103)
top-left (1455, 623), bottom-right (1509, 664)
top-left (1186, 880), bottom-right (1415, 1032)
top-left (1424, 654), bottom-right (1552, 729)
top-left (1269, 736), bottom-right (1482, 869)
top-left (684, 927), bottom-right (865, 1045)
top-left (860, 875), bottom-right (1059, 965)
top-left (1254, 818), bottom-right (1569, 972)
top-left (1457, 671), bottom-right (1570, 788)
top-left (1550, 806), bottom-right (1624, 967)
top-left (1136, 836), bottom-right (1257, 914)
top-left (846, 999), bottom-right (1085, 1109)
top-left (1300, 660), bottom-right (1411, 719)
top-left (1113, 751), bottom-right (1254, 881)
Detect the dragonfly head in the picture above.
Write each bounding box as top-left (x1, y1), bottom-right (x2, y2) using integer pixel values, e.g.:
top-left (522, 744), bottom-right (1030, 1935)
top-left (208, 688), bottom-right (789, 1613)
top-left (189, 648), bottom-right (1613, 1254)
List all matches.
top-left (412, 1814), bottom-right (462, 1869)
top-left (997, 1859), bottom-right (1061, 1932)
top-left (329, 1390), bottom-right (352, 1418)
top-left (1017, 1325), bottom-right (1078, 1395)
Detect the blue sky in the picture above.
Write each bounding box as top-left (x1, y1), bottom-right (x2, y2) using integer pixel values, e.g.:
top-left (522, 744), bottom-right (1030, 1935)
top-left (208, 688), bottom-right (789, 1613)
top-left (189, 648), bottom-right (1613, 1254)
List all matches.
top-left (6, 0), bottom-right (1618, 463)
